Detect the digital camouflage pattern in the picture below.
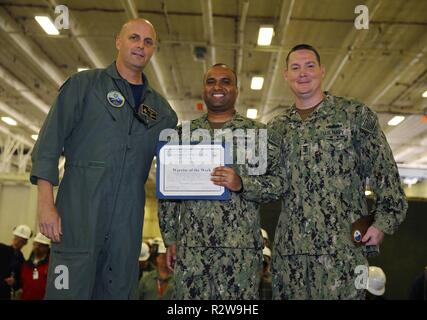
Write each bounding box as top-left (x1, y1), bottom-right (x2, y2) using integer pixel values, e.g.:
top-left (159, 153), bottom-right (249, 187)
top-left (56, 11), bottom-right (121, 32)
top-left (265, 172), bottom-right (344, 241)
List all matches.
top-left (173, 247), bottom-right (262, 300)
top-left (268, 93), bottom-right (408, 299)
top-left (272, 248), bottom-right (367, 300)
top-left (158, 112), bottom-right (281, 299)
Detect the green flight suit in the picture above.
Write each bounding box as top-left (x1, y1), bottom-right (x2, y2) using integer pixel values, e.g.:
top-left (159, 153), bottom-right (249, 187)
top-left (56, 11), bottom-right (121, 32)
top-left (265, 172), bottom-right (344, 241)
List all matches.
top-left (158, 112), bottom-right (281, 299)
top-left (30, 62), bottom-right (177, 299)
top-left (268, 93), bottom-right (408, 299)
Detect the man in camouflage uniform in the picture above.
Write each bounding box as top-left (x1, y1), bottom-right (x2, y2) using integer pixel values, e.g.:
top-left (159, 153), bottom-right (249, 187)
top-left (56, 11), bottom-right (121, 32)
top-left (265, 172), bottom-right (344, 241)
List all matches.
top-left (158, 64), bottom-right (280, 299)
top-left (268, 44), bottom-right (408, 299)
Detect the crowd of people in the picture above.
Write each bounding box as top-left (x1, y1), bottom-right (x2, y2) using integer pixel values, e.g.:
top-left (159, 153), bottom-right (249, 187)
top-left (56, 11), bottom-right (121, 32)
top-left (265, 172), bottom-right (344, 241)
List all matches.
top-left (0, 225), bottom-right (50, 300)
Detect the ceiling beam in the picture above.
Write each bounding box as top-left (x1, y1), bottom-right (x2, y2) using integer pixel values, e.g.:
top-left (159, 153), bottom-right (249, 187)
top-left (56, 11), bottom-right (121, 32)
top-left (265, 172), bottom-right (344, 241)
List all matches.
top-left (0, 100), bottom-right (40, 133)
top-left (0, 7), bottom-right (66, 87)
top-left (162, 2), bottom-right (184, 97)
top-left (235, 0), bottom-right (250, 113)
top-left (0, 64), bottom-right (50, 114)
top-left (120, 0), bottom-right (138, 19)
top-left (324, 0), bottom-right (383, 91)
top-left (120, 0), bottom-right (171, 99)
top-left (386, 99), bottom-right (427, 163)
top-left (259, 0), bottom-right (295, 122)
top-left (47, 0), bottom-right (105, 68)
top-left (366, 34), bottom-right (427, 105)
top-left (200, 0), bottom-right (216, 66)
top-left (0, 124), bottom-right (33, 148)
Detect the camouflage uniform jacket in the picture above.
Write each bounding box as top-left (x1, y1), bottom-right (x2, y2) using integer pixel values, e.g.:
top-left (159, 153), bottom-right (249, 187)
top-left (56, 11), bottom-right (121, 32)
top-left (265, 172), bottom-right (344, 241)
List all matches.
top-left (158, 112), bottom-right (281, 249)
top-left (268, 93), bottom-right (408, 255)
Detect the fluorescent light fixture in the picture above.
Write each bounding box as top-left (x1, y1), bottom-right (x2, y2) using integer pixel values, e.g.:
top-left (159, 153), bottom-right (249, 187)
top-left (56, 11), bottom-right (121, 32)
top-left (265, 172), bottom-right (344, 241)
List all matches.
top-left (257, 26), bottom-right (274, 46)
top-left (387, 115), bottom-right (405, 126)
top-left (78, 67), bottom-right (89, 72)
top-left (35, 16), bottom-right (59, 35)
top-left (394, 146), bottom-right (424, 162)
top-left (403, 177), bottom-right (418, 187)
top-left (422, 90), bottom-right (427, 98)
top-left (31, 134), bottom-right (39, 141)
top-left (1, 116), bottom-right (17, 126)
top-left (246, 109), bottom-right (258, 119)
top-left (364, 190), bottom-right (372, 196)
top-left (251, 76), bottom-right (264, 90)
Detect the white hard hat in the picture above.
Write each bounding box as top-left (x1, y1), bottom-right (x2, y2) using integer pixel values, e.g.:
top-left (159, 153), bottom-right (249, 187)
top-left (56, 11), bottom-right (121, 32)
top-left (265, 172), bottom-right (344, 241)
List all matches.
top-left (261, 228), bottom-right (269, 240)
top-left (367, 266), bottom-right (386, 296)
top-left (34, 232), bottom-right (51, 246)
top-left (157, 242), bottom-right (167, 254)
top-left (13, 225), bottom-right (33, 240)
top-left (262, 247), bottom-right (271, 258)
top-left (139, 242), bottom-right (150, 261)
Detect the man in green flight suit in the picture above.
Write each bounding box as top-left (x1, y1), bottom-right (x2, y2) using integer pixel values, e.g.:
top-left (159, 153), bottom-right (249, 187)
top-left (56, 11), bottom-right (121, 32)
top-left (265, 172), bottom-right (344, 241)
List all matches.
top-left (158, 63), bottom-right (281, 299)
top-left (30, 18), bottom-right (177, 299)
top-left (268, 44), bottom-right (408, 299)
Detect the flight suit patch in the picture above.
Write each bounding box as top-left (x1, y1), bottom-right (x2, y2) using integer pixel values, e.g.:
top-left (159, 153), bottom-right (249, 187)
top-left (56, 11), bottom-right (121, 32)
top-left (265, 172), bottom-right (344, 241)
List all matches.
top-left (107, 91), bottom-right (125, 108)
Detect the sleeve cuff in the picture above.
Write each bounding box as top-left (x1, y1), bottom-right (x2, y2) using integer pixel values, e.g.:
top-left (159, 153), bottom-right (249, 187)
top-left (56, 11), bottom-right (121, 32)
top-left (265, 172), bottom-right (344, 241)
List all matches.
top-left (372, 219), bottom-right (394, 235)
top-left (30, 160), bottom-right (60, 186)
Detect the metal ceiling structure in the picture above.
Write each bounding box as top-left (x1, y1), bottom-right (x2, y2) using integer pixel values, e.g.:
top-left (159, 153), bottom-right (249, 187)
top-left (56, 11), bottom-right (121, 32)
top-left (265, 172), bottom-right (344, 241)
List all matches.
top-left (0, 0), bottom-right (426, 177)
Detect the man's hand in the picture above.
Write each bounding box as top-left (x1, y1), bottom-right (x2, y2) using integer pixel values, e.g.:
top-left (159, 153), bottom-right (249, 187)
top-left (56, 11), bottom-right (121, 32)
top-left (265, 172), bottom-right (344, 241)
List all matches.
top-left (166, 243), bottom-right (177, 272)
top-left (362, 226), bottom-right (384, 246)
top-left (211, 166), bottom-right (242, 192)
top-left (38, 204), bottom-right (62, 243)
top-left (37, 179), bottom-right (62, 242)
top-left (4, 276), bottom-right (15, 286)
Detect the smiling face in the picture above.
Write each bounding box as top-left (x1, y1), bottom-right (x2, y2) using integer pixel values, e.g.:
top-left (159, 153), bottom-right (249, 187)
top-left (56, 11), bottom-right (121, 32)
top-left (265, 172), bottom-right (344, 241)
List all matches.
top-left (115, 19), bottom-right (157, 72)
top-left (203, 65), bottom-right (238, 113)
top-left (284, 49), bottom-right (325, 101)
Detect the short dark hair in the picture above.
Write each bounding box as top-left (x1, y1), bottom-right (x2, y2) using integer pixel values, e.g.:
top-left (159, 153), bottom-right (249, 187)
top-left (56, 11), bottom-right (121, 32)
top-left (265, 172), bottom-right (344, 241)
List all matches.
top-left (205, 63), bottom-right (238, 85)
top-left (285, 44), bottom-right (321, 68)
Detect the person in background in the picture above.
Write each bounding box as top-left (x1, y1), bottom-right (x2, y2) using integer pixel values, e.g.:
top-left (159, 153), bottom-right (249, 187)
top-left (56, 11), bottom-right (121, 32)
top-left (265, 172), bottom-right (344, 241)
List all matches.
top-left (259, 246), bottom-right (273, 300)
top-left (0, 224), bottom-right (33, 300)
top-left (261, 228), bottom-right (271, 249)
top-left (138, 242), bottom-right (154, 280)
top-left (139, 242), bottom-right (174, 300)
top-left (20, 233), bottom-right (51, 300)
top-left (409, 266), bottom-right (427, 300)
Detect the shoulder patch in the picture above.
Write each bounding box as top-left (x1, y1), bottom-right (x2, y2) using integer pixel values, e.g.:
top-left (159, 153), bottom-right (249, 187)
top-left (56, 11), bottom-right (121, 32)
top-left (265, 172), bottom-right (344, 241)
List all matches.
top-left (361, 112), bottom-right (377, 134)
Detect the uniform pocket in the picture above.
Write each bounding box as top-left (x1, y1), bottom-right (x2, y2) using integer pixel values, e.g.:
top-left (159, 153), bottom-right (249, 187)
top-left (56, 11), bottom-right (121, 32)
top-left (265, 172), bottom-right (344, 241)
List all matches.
top-left (56, 163), bottom-right (106, 248)
top-left (45, 247), bottom-right (91, 299)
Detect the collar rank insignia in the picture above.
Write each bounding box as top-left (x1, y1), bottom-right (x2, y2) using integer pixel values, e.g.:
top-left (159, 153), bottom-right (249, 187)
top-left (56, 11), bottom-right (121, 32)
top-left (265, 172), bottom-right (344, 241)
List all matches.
top-left (141, 104), bottom-right (158, 120)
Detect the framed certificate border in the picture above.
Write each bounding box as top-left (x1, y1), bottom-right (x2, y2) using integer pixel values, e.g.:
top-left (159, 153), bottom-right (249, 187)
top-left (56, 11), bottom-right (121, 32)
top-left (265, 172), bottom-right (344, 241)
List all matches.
top-left (156, 141), bottom-right (231, 200)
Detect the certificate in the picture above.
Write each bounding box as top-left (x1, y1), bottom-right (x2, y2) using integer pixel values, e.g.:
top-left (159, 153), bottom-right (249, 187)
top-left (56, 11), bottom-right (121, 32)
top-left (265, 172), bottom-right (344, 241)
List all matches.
top-left (156, 143), bottom-right (230, 200)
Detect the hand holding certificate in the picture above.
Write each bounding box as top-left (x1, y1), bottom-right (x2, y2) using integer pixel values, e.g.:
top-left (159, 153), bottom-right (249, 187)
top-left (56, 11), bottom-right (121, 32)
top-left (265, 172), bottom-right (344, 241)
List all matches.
top-left (156, 143), bottom-right (231, 200)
